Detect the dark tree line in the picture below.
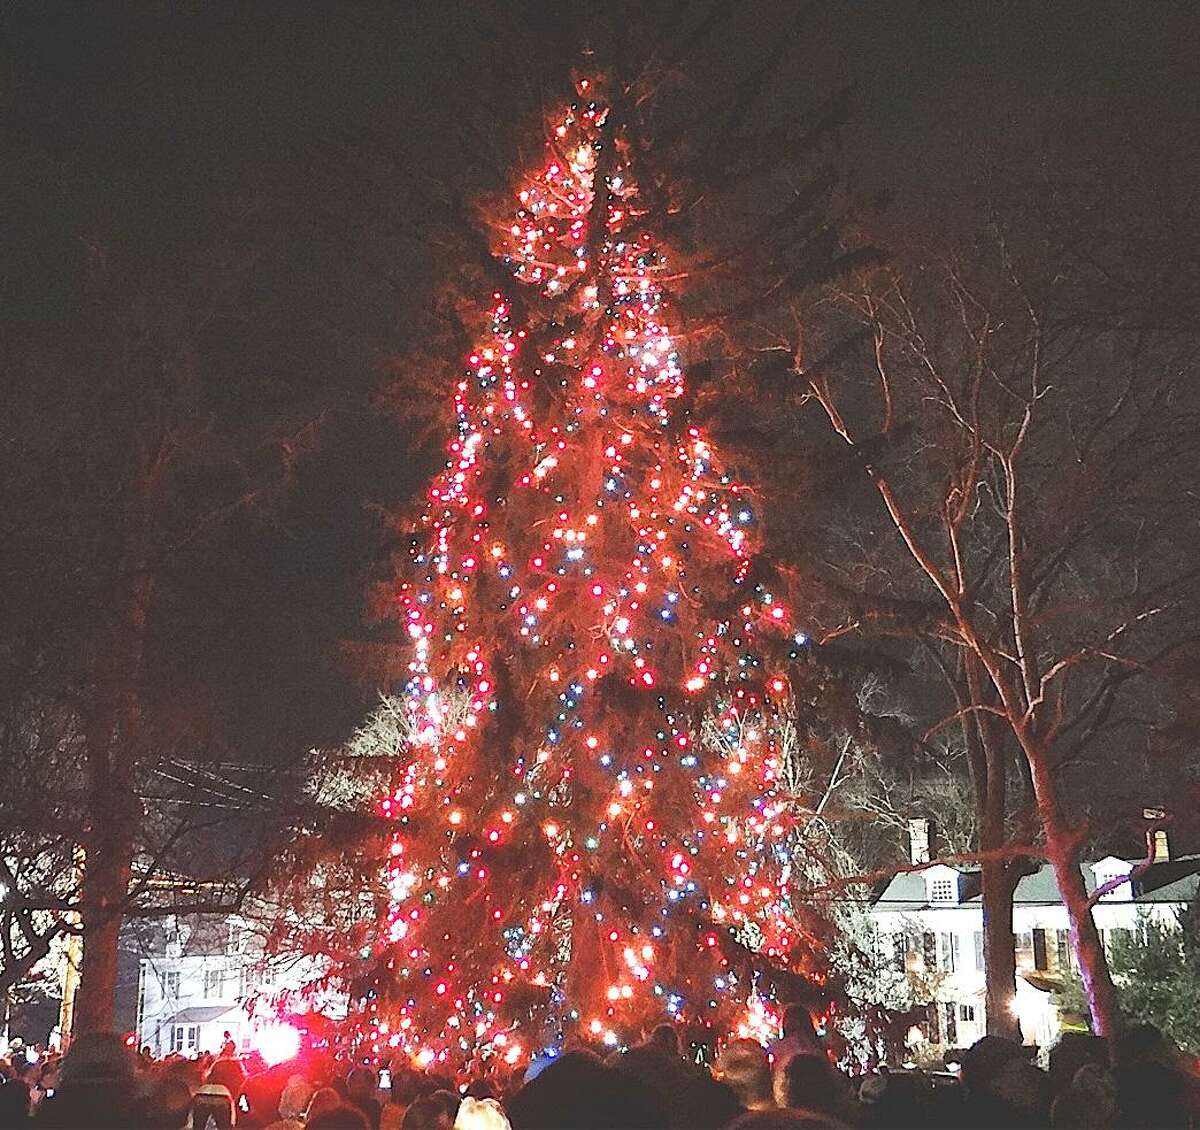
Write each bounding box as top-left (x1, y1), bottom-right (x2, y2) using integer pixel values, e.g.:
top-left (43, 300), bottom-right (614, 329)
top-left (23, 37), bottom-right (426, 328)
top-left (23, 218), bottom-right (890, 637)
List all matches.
top-left (0, 4), bottom-right (434, 1029)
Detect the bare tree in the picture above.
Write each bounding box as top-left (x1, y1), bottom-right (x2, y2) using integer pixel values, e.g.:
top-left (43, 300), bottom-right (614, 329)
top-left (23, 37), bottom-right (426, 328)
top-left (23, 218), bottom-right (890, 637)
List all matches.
top-left (768, 218), bottom-right (1200, 1036)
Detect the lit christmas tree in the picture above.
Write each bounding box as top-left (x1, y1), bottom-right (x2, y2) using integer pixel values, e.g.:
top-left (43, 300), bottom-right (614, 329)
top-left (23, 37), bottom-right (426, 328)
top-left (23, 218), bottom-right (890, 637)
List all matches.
top-left (356, 77), bottom-right (837, 1071)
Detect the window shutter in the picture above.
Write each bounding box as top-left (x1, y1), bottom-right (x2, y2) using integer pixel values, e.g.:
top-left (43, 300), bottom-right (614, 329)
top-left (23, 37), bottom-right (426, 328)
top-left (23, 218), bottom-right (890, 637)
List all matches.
top-left (944, 1001), bottom-right (958, 1045)
top-left (1033, 928), bottom-right (1049, 971)
top-left (939, 932), bottom-right (958, 973)
top-left (923, 931), bottom-right (938, 971)
top-left (1055, 929), bottom-right (1072, 972)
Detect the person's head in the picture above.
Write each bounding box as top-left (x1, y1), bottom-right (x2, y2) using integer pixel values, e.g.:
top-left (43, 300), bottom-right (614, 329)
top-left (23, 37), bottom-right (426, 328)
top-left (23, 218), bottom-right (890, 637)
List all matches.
top-left (675, 1072), bottom-right (743, 1130)
top-left (145, 1074), bottom-right (193, 1130)
top-left (1050, 1062), bottom-right (1118, 1129)
top-left (465, 1078), bottom-right (497, 1101)
top-left (165, 1056), bottom-right (204, 1092)
top-left (389, 1067), bottom-right (428, 1106)
top-left (58, 1030), bottom-right (136, 1090)
top-left (346, 1065), bottom-right (377, 1102)
top-left (402, 1093), bottom-right (457, 1130)
top-left (207, 1055), bottom-right (245, 1097)
top-left (857, 1070), bottom-right (932, 1128)
top-left (646, 1023), bottom-right (681, 1058)
top-left (727, 1111), bottom-right (849, 1130)
top-left (781, 1007), bottom-right (817, 1044)
top-left (1113, 1061), bottom-right (1190, 1129)
top-left (192, 1085), bottom-right (235, 1130)
top-left (308, 1085), bottom-right (346, 1120)
top-left (307, 1105), bottom-right (372, 1130)
top-left (716, 1039), bottom-right (774, 1111)
top-left (278, 1072), bottom-right (315, 1119)
top-left (1048, 1033), bottom-right (1108, 1096)
top-left (36, 1059), bottom-right (59, 1092)
top-left (506, 1050), bottom-right (664, 1130)
top-left (1112, 1022), bottom-right (1172, 1068)
top-left (960, 1036), bottom-right (1048, 1117)
top-left (0, 1079), bottom-right (31, 1123)
top-left (773, 1053), bottom-right (838, 1114)
top-left (454, 1095), bottom-right (512, 1130)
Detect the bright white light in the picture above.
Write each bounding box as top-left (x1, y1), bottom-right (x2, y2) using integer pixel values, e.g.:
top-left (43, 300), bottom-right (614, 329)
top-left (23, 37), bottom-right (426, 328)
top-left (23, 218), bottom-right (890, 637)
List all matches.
top-left (253, 1022), bottom-right (301, 1065)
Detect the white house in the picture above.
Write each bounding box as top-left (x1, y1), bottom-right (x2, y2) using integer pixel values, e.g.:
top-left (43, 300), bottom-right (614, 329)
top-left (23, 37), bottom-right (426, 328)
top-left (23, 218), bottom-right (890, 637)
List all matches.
top-left (869, 829), bottom-right (1199, 1051)
top-left (133, 913), bottom-right (323, 1058)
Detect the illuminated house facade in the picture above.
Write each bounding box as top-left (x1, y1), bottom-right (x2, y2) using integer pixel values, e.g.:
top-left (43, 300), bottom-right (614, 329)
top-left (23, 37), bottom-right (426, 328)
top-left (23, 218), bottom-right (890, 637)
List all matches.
top-left (133, 913), bottom-right (318, 1057)
top-left (869, 838), bottom-right (1199, 1050)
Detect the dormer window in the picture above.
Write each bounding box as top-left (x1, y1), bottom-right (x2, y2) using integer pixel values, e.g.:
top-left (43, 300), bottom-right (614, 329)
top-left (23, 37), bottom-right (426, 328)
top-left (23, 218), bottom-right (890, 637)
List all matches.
top-left (1090, 856), bottom-right (1133, 902)
top-left (930, 877), bottom-right (957, 903)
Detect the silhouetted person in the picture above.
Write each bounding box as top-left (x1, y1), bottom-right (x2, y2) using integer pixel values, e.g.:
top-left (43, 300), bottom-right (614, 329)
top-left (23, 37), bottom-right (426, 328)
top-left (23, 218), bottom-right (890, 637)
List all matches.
top-left (346, 1066), bottom-right (382, 1130)
top-left (143, 1074), bottom-right (193, 1130)
top-left (400, 1093), bottom-right (456, 1130)
top-left (507, 1050), bottom-right (663, 1130)
top-left (1050, 1062), bottom-right (1118, 1129)
top-left (1114, 1061), bottom-right (1190, 1129)
top-left (35, 1031), bottom-right (139, 1129)
top-left (959, 1035), bottom-right (1050, 1129)
top-left (0, 1080), bottom-right (32, 1128)
top-left (857, 1069), bottom-right (935, 1130)
top-left (716, 1039), bottom-right (775, 1113)
top-left (1047, 1033), bottom-right (1108, 1099)
top-left (769, 1007), bottom-right (823, 1071)
top-left (309, 1107), bottom-right (372, 1130)
top-left (727, 1110), bottom-right (850, 1130)
top-left (613, 1024), bottom-right (709, 1128)
top-left (773, 1053), bottom-right (850, 1122)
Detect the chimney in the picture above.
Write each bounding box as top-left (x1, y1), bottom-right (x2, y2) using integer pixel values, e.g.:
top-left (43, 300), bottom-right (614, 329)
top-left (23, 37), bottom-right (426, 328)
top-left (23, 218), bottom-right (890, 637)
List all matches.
top-left (908, 817), bottom-right (932, 865)
top-left (1144, 808), bottom-right (1170, 863)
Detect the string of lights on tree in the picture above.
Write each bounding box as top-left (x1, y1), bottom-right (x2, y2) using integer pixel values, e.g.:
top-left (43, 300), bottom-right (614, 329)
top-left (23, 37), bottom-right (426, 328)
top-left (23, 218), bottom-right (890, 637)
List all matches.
top-left (358, 76), bottom-right (829, 1072)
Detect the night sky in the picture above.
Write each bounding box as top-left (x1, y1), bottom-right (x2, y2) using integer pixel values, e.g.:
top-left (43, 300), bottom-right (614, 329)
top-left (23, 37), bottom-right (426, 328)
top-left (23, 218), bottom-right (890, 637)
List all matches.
top-left (8, 3), bottom-right (1198, 251)
top-left (3, 0), bottom-right (1199, 761)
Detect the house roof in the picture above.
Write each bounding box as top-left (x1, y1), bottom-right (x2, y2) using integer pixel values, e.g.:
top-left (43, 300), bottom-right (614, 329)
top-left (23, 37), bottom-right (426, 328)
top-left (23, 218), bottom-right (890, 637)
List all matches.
top-left (1136, 873), bottom-right (1200, 904)
top-left (1135, 857), bottom-right (1200, 899)
top-left (872, 871), bottom-right (932, 912)
top-left (871, 855), bottom-right (1200, 912)
top-left (1003, 867), bottom-right (1071, 906)
top-left (170, 1004), bottom-right (240, 1025)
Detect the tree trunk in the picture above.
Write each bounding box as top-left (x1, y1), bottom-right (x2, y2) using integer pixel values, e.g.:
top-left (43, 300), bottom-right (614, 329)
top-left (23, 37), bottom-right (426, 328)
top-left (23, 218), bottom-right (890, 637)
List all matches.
top-left (964, 654), bottom-right (1023, 1041)
top-left (73, 830), bottom-right (134, 1033)
top-left (980, 859), bottom-right (1022, 1041)
top-left (1026, 755), bottom-right (1122, 1037)
top-left (74, 510), bottom-right (153, 1035)
top-left (1043, 831), bottom-right (1121, 1037)
top-left (567, 897), bottom-right (604, 1009)
top-left (75, 717), bottom-right (141, 1034)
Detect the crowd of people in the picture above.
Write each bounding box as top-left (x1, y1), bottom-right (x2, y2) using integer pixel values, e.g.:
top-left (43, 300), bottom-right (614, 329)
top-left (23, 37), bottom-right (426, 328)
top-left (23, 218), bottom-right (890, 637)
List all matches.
top-left (1, 1006), bottom-right (1197, 1129)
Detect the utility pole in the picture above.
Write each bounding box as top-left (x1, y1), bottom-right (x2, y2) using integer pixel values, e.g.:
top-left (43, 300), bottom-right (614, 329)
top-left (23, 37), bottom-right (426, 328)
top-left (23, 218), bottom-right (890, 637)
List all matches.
top-left (57, 847), bottom-right (85, 1050)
